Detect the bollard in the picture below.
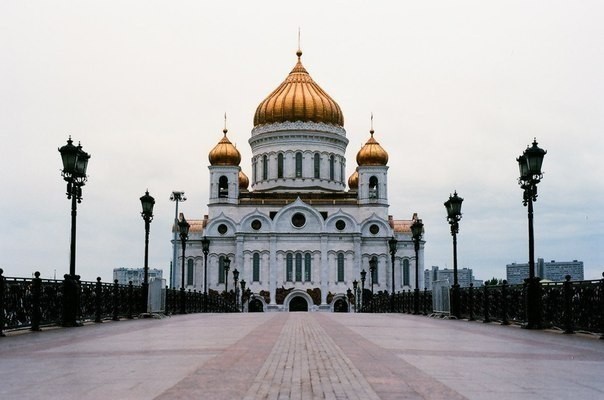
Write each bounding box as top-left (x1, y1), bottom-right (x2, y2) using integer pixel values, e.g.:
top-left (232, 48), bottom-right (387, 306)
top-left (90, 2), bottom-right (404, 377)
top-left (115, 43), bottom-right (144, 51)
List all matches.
top-left (31, 271), bottom-right (42, 331)
top-left (483, 282), bottom-right (491, 323)
top-left (0, 268), bottom-right (5, 337)
top-left (563, 275), bottom-right (574, 334)
top-left (501, 280), bottom-right (510, 326)
top-left (127, 281), bottom-right (134, 319)
top-left (95, 277), bottom-right (102, 323)
top-left (468, 283), bottom-right (475, 321)
top-left (112, 279), bottom-right (119, 321)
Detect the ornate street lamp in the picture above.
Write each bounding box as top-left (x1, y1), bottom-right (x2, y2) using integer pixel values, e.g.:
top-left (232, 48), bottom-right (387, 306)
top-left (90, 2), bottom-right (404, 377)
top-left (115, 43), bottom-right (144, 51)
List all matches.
top-left (201, 236), bottom-right (210, 311)
top-left (140, 190), bottom-right (155, 314)
top-left (444, 191), bottom-right (463, 319)
top-left (178, 214), bottom-right (190, 314)
top-left (170, 191), bottom-right (186, 288)
top-left (232, 268), bottom-right (239, 309)
top-left (410, 217), bottom-right (424, 315)
top-left (517, 138), bottom-right (546, 329)
top-left (389, 236), bottom-right (398, 312)
top-left (58, 137), bottom-right (90, 327)
top-left (360, 269), bottom-right (366, 310)
top-left (352, 279), bottom-right (358, 312)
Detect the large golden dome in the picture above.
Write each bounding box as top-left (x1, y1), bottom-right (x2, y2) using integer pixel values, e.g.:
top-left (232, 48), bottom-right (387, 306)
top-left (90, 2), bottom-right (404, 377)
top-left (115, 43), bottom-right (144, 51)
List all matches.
top-left (209, 129), bottom-right (241, 166)
top-left (253, 50), bottom-right (344, 127)
top-left (356, 130), bottom-right (388, 166)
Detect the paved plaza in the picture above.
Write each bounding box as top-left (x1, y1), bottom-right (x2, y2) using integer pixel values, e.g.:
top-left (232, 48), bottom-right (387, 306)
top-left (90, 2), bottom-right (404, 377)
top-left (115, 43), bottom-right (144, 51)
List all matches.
top-left (1, 313), bottom-right (603, 399)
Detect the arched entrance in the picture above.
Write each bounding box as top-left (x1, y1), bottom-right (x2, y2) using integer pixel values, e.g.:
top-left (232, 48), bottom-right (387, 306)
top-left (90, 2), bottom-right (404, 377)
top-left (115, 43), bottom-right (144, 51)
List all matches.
top-left (333, 298), bottom-right (348, 312)
top-left (248, 298), bottom-right (264, 312)
top-left (289, 296), bottom-right (308, 312)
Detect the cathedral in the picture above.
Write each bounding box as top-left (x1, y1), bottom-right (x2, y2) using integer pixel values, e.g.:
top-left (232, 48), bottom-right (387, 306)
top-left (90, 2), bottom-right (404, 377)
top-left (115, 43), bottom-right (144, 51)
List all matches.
top-left (175, 48), bottom-right (425, 312)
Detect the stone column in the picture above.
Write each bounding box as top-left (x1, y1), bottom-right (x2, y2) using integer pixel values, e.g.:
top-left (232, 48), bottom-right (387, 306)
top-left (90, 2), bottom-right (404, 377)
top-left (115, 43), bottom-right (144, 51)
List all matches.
top-left (269, 235), bottom-right (277, 305)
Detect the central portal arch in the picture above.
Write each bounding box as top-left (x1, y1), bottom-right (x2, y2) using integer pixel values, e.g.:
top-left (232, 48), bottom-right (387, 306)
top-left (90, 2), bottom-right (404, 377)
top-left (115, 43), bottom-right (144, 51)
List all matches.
top-left (284, 290), bottom-right (314, 312)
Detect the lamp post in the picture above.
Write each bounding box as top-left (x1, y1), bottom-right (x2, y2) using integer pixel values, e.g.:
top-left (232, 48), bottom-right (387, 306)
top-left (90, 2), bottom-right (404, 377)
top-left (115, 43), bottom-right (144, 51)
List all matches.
top-left (240, 280), bottom-right (246, 312)
top-left (411, 218), bottom-right (424, 315)
top-left (444, 191), bottom-right (463, 319)
top-left (517, 139), bottom-right (546, 329)
top-left (178, 214), bottom-right (190, 314)
top-left (369, 257), bottom-right (377, 312)
top-left (170, 191), bottom-right (186, 288)
top-left (201, 236), bottom-right (210, 312)
top-left (389, 236), bottom-right (398, 312)
top-left (233, 268), bottom-right (239, 309)
top-left (140, 190), bottom-right (155, 314)
top-left (360, 269), bottom-right (366, 311)
top-left (223, 256), bottom-right (231, 296)
top-left (58, 137), bottom-right (90, 327)
top-left (352, 279), bottom-right (358, 312)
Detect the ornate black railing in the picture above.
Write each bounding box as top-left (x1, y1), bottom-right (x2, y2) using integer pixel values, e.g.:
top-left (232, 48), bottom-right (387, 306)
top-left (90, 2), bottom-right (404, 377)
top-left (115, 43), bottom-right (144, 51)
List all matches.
top-left (0, 269), bottom-right (239, 336)
top-left (360, 289), bottom-right (432, 315)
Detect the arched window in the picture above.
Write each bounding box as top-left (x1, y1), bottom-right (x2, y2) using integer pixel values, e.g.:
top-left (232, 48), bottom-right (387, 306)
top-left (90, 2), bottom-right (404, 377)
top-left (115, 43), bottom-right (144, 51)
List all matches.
top-left (402, 259), bottom-right (410, 286)
top-left (340, 161), bottom-right (344, 183)
top-left (277, 153), bottom-right (284, 178)
top-left (295, 253), bottom-right (302, 282)
top-left (329, 155), bottom-right (335, 180)
top-left (304, 253), bottom-right (312, 282)
top-left (262, 154), bottom-right (268, 180)
top-left (252, 158), bottom-right (257, 183)
top-left (219, 176), bottom-right (229, 198)
top-left (337, 253), bottom-right (345, 282)
top-left (295, 152), bottom-right (303, 178)
top-left (253, 253), bottom-right (260, 282)
top-left (218, 256), bottom-right (225, 284)
top-left (187, 259), bottom-right (194, 286)
top-left (286, 253), bottom-right (293, 282)
top-left (371, 258), bottom-right (378, 284)
top-left (314, 153), bottom-right (320, 178)
top-left (369, 176), bottom-right (378, 199)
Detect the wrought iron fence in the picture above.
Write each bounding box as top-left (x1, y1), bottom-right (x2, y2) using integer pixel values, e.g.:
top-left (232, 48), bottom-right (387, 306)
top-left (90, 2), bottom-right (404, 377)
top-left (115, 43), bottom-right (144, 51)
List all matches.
top-left (0, 269), bottom-right (239, 336)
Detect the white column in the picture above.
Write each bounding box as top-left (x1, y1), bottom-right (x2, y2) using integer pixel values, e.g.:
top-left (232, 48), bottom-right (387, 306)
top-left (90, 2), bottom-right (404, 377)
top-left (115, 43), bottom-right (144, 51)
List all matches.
top-left (321, 235), bottom-right (328, 305)
top-left (269, 236), bottom-right (277, 305)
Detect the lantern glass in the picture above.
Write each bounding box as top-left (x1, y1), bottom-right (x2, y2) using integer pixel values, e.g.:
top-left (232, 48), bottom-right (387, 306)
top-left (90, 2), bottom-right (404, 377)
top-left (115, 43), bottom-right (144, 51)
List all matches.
top-left (59, 138), bottom-right (79, 175)
top-left (525, 139), bottom-right (546, 176)
top-left (411, 219), bottom-right (423, 239)
top-left (233, 268), bottom-right (239, 281)
top-left (140, 191), bottom-right (155, 216)
top-left (178, 215), bottom-right (190, 238)
top-left (389, 237), bottom-right (397, 253)
top-left (74, 147), bottom-right (90, 177)
top-left (223, 257), bottom-right (231, 270)
top-left (201, 236), bottom-right (210, 253)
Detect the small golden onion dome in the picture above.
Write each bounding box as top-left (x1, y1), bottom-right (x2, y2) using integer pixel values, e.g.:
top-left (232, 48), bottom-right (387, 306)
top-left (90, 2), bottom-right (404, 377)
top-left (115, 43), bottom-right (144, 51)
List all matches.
top-left (209, 129), bottom-right (241, 166)
top-left (254, 50), bottom-right (344, 127)
top-left (348, 168), bottom-right (359, 190)
top-left (356, 130), bottom-right (388, 166)
top-left (238, 170), bottom-right (249, 190)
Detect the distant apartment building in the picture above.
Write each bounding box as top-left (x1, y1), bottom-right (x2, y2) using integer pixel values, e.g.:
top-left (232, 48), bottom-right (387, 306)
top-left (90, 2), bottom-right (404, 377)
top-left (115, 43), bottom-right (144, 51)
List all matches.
top-left (113, 267), bottom-right (163, 286)
top-left (424, 266), bottom-right (478, 289)
top-left (506, 258), bottom-right (584, 285)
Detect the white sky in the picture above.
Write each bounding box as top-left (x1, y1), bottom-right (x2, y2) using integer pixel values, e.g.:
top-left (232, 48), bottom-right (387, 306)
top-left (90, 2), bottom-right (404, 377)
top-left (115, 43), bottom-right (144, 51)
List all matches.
top-left (1, 1), bottom-right (602, 283)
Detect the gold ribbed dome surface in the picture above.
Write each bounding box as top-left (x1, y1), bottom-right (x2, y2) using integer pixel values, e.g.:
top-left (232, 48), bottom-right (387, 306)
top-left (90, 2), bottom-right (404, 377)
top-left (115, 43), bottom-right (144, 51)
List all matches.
top-left (209, 129), bottom-right (241, 166)
top-left (356, 130), bottom-right (388, 166)
top-left (254, 51), bottom-right (344, 127)
top-left (348, 168), bottom-right (359, 189)
top-left (238, 170), bottom-right (249, 190)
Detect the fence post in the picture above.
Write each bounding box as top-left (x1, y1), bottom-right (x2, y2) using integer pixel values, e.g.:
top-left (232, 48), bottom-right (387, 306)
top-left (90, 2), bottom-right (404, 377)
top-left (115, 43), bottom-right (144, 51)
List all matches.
top-left (112, 279), bottom-right (119, 321)
top-left (31, 271), bottom-right (42, 331)
top-left (1, 269), bottom-right (6, 337)
top-left (468, 283), bottom-right (475, 321)
top-left (127, 281), bottom-right (134, 319)
top-left (501, 280), bottom-right (510, 326)
top-left (95, 277), bottom-right (102, 323)
top-left (563, 275), bottom-right (574, 334)
top-left (600, 272), bottom-right (604, 340)
top-left (483, 282), bottom-right (491, 323)
top-left (423, 288), bottom-right (428, 315)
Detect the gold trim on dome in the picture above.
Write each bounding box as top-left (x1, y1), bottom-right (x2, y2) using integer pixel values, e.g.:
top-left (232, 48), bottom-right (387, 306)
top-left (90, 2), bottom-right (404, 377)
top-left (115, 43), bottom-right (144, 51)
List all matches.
top-left (253, 50), bottom-right (344, 127)
top-left (356, 130), bottom-right (388, 166)
top-left (208, 129), bottom-right (241, 166)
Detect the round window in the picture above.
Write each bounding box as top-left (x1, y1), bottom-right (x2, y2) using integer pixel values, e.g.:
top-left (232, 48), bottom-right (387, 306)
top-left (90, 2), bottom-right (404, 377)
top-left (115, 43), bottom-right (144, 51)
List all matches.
top-left (291, 212), bottom-right (306, 228)
top-left (251, 219), bottom-right (262, 230)
top-left (369, 224), bottom-right (380, 235)
top-left (218, 224), bottom-right (228, 235)
top-left (335, 220), bottom-right (346, 231)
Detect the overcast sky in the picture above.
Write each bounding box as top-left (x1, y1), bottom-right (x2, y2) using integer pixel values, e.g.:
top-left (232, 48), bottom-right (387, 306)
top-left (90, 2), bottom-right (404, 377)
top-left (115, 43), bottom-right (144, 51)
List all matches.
top-left (1, 1), bottom-right (602, 283)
